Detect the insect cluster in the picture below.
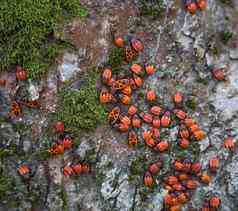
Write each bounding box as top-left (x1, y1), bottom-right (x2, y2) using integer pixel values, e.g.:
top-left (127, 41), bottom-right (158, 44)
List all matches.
top-left (99, 35), bottom-right (236, 210)
top-left (17, 121), bottom-right (90, 180)
top-left (0, 66), bottom-right (41, 117)
top-left (184, 0), bottom-right (207, 14)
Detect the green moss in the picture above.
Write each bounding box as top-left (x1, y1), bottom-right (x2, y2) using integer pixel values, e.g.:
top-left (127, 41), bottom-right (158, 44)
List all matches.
top-left (139, 0), bottom-right (166, 19)
top-left (0, 0), bottom-right (87, 80)
top-left (104, 48), bottom-right (125, 71)
top-left (54, 69), bottom-right (106, 137)
top-left (129, 155), bottom-right (147, 181)
top-left (0, 175), bottom-right (16, 199)
top-left (219, 0), bottom-right (233, 5)
top-left (185, 98), bottom-right (197, 110)
top-left (220, 31), bottom-right (233, 44)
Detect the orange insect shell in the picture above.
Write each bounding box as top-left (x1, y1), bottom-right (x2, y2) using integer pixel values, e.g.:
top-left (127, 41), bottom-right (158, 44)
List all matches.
top-left (191, 162), bottom-right (202, 174)
top-left (193, 130), bottom-right (205, 141)
top-left (121, 86), bottom-right (132, 95)
top-left (132, 116), bottom-right (141, 128)
top-left (161, 111), bottom-right (171, 127)
top-left (224, 137), bottom-right (235, 151)
top-left (152, 128), bottom-right (160, 139)
top-left (202, 207), bottom-right (210, 211)
top-left (63, 166), bottom-right (74, 176)
top-left (212, 69), bottom-right (225, 81)
top-left (146, 90), bottom-right (157, 102)
top-left (131, 38), bottom-right (144, 52)
top-left (18, 165), bottom-right (30, 176)
top-left (152, 118), bottom-right (161, 128)
top-left (170, 206), bottom-right (181, 211)
top-left (143, 130), bottom-right (152, 140)
top-left (186, 180), bottom-right (197, 189)
top-left (167, 176), bottom-right (178, 185)
top-left (72, 163), bottom-right (82, 174)
top-left (184, 117), bottom-right (196, 127)
top-left (62, 136), bottom-right (73, 149)
top-left (125, 46), bottom-right (138, 63)
top-left (119, 94), bottom-right (131, 105)
top-left (102, 68), bottom-right (112, 84)
top-left (114, 123), bottom-right (129, 132)
top-left (100, 88), bottom-right (112, 104)
top-left (130, 64), bottom-right (143, 75)
top-left (174, 109), bottom-right (186, 120)
top-left (198, 0), bottom-right (207, 10)
top-left (145, 138), bottom-right (156, 147)
top-left (178, 173), bottom-right (190, 181)
top-left (187, 2), bottom-right (197, 14)
top-left (144, 171), bottom-right (153, 187)
top-left (148, 163), bottom-right (160, 174)
top-left (173, 92), bottom-right (183, 105)
top-left (150, 106), bottom-right (161, 116)
top-left (178, 139), bottom-right (190, 149)
top-left (120, 115), bottom-right (131, 126)
top-left (114, 37), bottom-right (125, 47)
top-left (189, 123), bottom-right (199, 133)
top-left (164, 194), bottom-right (173, 205)
top-left (0, 79), bottom-right (6, 86)
top-left (173, 183), bottom-right (185, 191)
top-left (108, 107), bottom-right (120, 125)
top-left (81, 164), bottom-right (90, 174)
top-left (179, 125), bottom-right (190, 139)
top-left (16, 66), bottom-right (27, 81)
top-left (145, 65), bottom-right (156, 75)
top-left (200, 173), bottom-right (211, 184)
top-left (133, 74), bottom-right (143, 88)
top-left (128, 105), bottom-right (137, 116)
top-left (54, 121), bottom-right (65, 133)
top-left (209, 158), bottom-right (219, 172)
top-left (141, 113), bottom-right (153, 124)
top-left (128, 130), bottom-right (138, 146)
top-left (210, 197), bottom-right (221, 208)
top-left (155, 141), bottom-right (169, 152)
top-left (177, 193), bottom-right (188, 204)
top-left (174, 161), bottom-right (184, 171)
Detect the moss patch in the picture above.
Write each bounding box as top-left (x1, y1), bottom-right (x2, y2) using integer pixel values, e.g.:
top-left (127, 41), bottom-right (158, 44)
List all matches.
top-left (220, 31), bottom-right (233, 45)
top-left (54, 69), bottom-right (106, 138)
top-left (0, 174), bottom-right (16, 200)
top-left (104, 48), bottom-right (125, 71)
top-left (139, 0), bottom-right (166, 19)
top-left (0, 0), bottom-right (87, 80)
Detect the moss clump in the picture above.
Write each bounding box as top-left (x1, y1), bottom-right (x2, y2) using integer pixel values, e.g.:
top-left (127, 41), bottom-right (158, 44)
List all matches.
top-left (219, 0), bottom-right (233, 5)
top-left (0, 175), bottom-right (15, 199)
top-left (185, 98), bottom-right (197, 110)
top-left (129, 156), bottom-right (147, 181)
top-left (104, 48), bottom-right (125, 71)
top-left (139, 0), bottom-right (166, 19)
top-left (0, 0), bottom-right (87, 80)
top-left (220, 31), bottom-right (233, 45)
top-left (55, 69), bottom-right (106, 137)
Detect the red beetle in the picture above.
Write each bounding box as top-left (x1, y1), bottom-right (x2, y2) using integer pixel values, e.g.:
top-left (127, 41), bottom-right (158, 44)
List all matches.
top-left (130, 38), bottom-right (144, 52)
top-left (152, 128), bottom-right (160, 139)
top-left (178, 139), bottom-right (190, 149)
top-left (224, 137), bottom-right (235, 151)
top-left (185, 180), bottom-right (197, 189)
top-left (130, 64), bottom-right (143, 76)
top-left (55, 121), bottom-right (65, 133)
top-left (146, 90), bottom-right (157, 102)
top-left (173, 92), bottom-right (183, 105)
top-left (62, 135), bottom-right (73, 149)
top-left (209, 196), bottom-right (221, 208)
top-left (144, 171), bottom-right (153, 187)
top-left (161, 111), bottom-right (171, 127)
top-left (152, 118), bottom-right (161, 128)
top-left (63, 165), bottom-right (74, 176)
top-left (150, 106), bottom-right (161, 116)
top-left (145, 138), bottom-right (156, 148)
top-left (17, 165), bottom-right (31, 179)
top-left (179, 125), bottom-right (190, 139)
top-left (128, 130), bottom-right (138, 146)
top-left (128, 105), bottom-right (137, 116)
top-left (16, 66), bottom-right (27, 81)
top-left (166, 176), bottom-right (178, 185)
top-left (174, 109), bottom-right (186, 120)
top-left (209, 158), bottom-right (219, 172)
top-left (114, 37), bottom-right (125, 47)
top-left (140, 112), bottom-right (153, 124)
top-left (212, 68), bottom-right (226, 81)
top-left (148, 161), bottom-right (162, 174)
top-left (191, 162), bottom-right (202, 175)
top-left (102, 68), bottom-right (112, 85)
top-left (72, 163), bottom-right (82, 174)
top-left (132, 116), bottom-right (142, 128)
top-left (154, 141), bottom-right (169, 152)
top-left (0, 79), bottom-right (6, 86)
